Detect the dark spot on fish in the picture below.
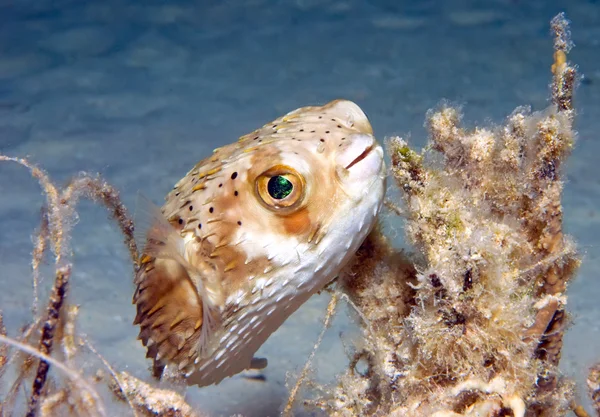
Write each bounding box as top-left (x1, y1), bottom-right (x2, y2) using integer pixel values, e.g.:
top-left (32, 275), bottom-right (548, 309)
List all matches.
top-left (189, 205), bottom-right (193, 211)
top-left (237, 221), bottom-right (242, 226)
top-left (320, 138), bottom-right (325, 142)
top-left (231, 172), bottom-right (238, 180)
top-left (198, 223), bottom-right (202, 229)
top-left (219, 183), bottom-right (223, 188)
top-left (341, 137), bottom-right (346, 141)
top-left (325, 130), bottom-right (330, 134)
top-left (178, 218), bottom-right (183, 225)
top-left (299, 129), bottom-right (304, 132)
top-left (209, 207), bottom-right (214, 213)
top-left (234, 191), bottom-right (239, 196)
top-left (337, 125), bottom-right (342, 128)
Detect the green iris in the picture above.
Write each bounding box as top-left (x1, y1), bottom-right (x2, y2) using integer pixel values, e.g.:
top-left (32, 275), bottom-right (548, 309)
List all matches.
top-left (267, 175), bottom-right (293, 199)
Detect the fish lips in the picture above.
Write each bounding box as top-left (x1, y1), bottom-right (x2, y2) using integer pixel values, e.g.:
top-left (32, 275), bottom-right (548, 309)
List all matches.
top-left (335, 133), bottom-right (385, 185)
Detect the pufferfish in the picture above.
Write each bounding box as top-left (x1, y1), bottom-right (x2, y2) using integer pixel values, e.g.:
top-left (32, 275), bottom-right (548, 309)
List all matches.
top-left (132, 99), bottom-right (385, 387)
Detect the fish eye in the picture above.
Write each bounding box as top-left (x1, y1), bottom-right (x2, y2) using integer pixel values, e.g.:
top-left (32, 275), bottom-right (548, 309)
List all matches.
top-left (267, 175), bottom-right (293, 199)
top-left (256, 166), bottom-right (304, 211)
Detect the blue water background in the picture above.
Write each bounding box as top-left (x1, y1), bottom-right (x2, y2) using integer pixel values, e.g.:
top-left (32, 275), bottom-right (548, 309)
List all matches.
top-left (0, 0), bottom-right (598, 415)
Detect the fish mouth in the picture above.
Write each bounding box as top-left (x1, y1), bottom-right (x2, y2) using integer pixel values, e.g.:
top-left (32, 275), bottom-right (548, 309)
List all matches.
top-left (345, 145), bottom-right (374, 170)
top-left (335, 133), bottom-right (384, 183)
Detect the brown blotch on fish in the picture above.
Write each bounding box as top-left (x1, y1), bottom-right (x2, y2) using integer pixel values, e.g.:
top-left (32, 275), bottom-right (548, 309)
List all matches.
top-left (281, 207), bottom-right (313, 236)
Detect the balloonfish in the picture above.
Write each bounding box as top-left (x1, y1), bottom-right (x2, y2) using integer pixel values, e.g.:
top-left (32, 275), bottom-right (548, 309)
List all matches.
top-left (132, 99), bottom-right (386, 387)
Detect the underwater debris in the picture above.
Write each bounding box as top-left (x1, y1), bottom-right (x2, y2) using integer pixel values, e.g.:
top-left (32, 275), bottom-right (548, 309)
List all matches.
top-left (27, 265), bottom-right (72, 417)
top-left (588, 364), bottom-right (600, 415)
top-left (305, 12), bottom-right (589, 417)
top-left (0, 156), bottom-right (200, 416)
top-left (109, 371), bottom-right (202, 417)
top-left (283, 292), bottom-right (340, 417)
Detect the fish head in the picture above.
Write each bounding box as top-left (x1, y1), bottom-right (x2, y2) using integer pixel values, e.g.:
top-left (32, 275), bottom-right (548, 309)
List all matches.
top-left (220, 99), bottom-right (385, 258)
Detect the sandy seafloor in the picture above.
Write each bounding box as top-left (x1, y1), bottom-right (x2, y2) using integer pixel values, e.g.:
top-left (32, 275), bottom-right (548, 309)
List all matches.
top-left (0, 0), bottom-right (598, 415)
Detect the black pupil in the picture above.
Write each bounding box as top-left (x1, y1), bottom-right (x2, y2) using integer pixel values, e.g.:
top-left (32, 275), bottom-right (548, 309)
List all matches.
top-left (267, 176), bottom-right (293, 199)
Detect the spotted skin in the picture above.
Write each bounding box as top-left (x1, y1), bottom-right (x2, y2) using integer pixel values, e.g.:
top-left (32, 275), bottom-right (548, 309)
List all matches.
top-left (133, 99), bottom-right (386, 386)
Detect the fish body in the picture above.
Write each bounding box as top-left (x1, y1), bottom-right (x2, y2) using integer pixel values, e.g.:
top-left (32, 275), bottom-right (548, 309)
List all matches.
top-left (133, 99), bottom-right (386, 386)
